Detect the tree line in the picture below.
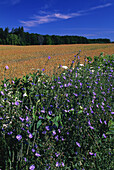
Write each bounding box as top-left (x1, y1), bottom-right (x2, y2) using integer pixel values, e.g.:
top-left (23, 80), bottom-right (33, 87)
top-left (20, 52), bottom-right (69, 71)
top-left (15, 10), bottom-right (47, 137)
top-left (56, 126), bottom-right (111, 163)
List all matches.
top-left (0, 27), bottom-right (111, 45)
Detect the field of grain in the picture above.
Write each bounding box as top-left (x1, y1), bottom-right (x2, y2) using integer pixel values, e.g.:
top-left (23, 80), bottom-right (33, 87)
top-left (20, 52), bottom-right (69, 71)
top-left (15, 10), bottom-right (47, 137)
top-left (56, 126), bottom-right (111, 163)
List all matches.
top-left (0, 44), bottom-right (114, 82)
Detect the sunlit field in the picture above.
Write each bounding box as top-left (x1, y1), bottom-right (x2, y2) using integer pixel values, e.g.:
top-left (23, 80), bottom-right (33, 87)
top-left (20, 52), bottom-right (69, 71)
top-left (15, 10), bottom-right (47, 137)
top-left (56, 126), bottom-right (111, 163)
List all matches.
top-left (0, 44), bottom-right (114, 82)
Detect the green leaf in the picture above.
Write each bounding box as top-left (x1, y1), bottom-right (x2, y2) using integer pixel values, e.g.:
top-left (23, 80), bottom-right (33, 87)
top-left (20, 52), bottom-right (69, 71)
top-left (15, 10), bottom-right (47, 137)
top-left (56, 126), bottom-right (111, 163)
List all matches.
top-left (54, 121), bottom-right (59, 128)
top-left (78, 110), bottom-right (83, 114)
top-left (37, 120), bottom-right (42, 129)
top-left (46, 115), bottom-right (52, 120)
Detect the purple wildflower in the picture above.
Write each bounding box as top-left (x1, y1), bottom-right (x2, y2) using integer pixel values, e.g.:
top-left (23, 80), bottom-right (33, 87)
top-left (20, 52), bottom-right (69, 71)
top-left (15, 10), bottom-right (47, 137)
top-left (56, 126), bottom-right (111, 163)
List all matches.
top-left (48, 56), bottom-right (51, 59)
top-left (48, 111), bottom-right (52, 115)
top-left (29, 133), bottom-right (33, 138)
top-left (42, 69), bottom-right (45, 71)
top-left (61, 162), bottom-right (65, 167)
top-left (94, 153), bottom-right (96, 157)
top-left (41, 110), bottom-right (45, 113)
top-left (24, 157), bottom-right (27, 162)
top-left (88, 120), bottom-right (91, 125)
top-left (29, 165), bottom-right (35, 170)
top-left (5, 66), bottom-right (9, 69)
top-left (35, 152), bottom-right (41, 157)
top-left (55, 135), bottom-right (59, 140)
top-left (1, 91), bottom-right (4, 96)
top-left (19, 117), bottom-right (24, 122)
top-left (99, 119), bottom-right (102, 123)
top-left (73, 93), bottom-right (78, 96)
top-left (52, 130), bottom-right (56, 136)
top-left (89, 126), bottom-right (94, 130)
top-left (45, 126), bottom-right (50, 131)
top-left (56, 162), bottom-right (61, 167)
top-left (58, 129), bottom-right (61, 133)
top-left (15, 101), bottom-right (19, 106)
top-left (32, 149), bottom-right (35, 152)
top-left (93, 92), bottom-right (96, 95)
top-left (89, 152), bottom-right (93, 155)
top-left (7, 131), bottom-right (13, 135)
top-left (76, 142), bottom-right (81, 147)
top-left (55, 153), bottom-right (60, 157)
top-left (16, 135), bottom-right (22, 141)
top-left (104, 120), bottom-right (107, 125)
top-left (103, 133), bottom-right (106, 138)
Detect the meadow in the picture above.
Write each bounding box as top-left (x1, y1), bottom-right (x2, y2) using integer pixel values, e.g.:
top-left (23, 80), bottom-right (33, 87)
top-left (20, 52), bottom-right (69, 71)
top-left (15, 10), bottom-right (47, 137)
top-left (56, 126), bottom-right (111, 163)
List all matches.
top-left (0, 44), bottom-right (114, 169)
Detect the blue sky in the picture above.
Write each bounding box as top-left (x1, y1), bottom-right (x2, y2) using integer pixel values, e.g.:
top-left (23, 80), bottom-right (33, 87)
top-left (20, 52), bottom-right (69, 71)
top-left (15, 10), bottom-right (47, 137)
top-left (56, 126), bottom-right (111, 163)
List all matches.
top-left (0, 0), bottom-right (114, 41)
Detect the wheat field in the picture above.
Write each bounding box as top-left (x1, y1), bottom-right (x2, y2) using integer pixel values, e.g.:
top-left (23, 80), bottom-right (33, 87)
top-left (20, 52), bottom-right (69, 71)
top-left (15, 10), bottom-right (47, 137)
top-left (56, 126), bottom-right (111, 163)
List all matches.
top-left (0, 44), bottom-right (114, 82)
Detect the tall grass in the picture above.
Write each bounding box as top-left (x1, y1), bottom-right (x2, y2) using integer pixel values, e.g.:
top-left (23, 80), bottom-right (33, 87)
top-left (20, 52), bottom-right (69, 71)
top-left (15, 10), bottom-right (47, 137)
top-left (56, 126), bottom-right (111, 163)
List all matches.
top-left (0, 52), bottom-right (113, 170)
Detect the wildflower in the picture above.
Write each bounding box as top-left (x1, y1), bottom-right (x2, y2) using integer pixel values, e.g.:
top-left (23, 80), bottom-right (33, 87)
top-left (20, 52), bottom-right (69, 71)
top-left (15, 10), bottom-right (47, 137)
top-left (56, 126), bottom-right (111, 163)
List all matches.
top-left (5, 66), bottom-right (9, 69)
top-left (89, 152), bottom-right (93, 155)
top-left (32, 149), bottom-right (35, 152)
top-left (99, 119), bottom-right (102, 123)
top-left (1, 91), bottom-right (4, 96)
top-left (12, 80), bottom-right (15, 84)
top-left (7, 131), bottom-right (13, 135)
top-left (103, 133), bottom-right (106, 138)
top-left (39, 116), bottom-right (44, 119)
top-left (52, 130), bottom-right (56, 136)
top-left (29, 133), bottom-right (33, 138)
top-left (56, 162), bottom-right (61, 167)
top-left (55, 135), bottom-right (59, 140)
top-left (19, 117), bottom-right (24, 122)
top-left (58, 129), bottom-right (61, 133)
top-left (76, 142), bottom-right (81, 147)
top-left (48, 56), bottom-right (51, 59)
top-left (29, 165), bottom-right (35, 170)
top-left (15, 101), bottom-right (19, 106)
top-left (16, 135), bottom-right (22, 141)
top-left (88, 120), bottom-right (91, 125)
top-left (73, 93), bottom-right (78, 96)
top-left (93, 92), bottom-right (96, 95)
top-left (42, 131), bottom-right (46, 134)
top-left (55, 152), bottom-right (60, 157)
top-left (24, 157), bottom-right (27, 162)
top-left (45, 126), bottom-right (50, 131)
top-left (104, 120), bottom-right (107, 125)
top-left (61, 162), bottom-right (65, 167)
top-left (41, 110), bottom-right (45, 113)
top-left (48, 111), bottom-right (52, 115)
top-left (42, 69), bottom-right (45, 71)
top-left (66, 93), bottom-right (68, 97)
top-left (35, 152), bottom-right (41, 157)
top-left (94, 153), bottom-right (96, 157)
top-left (89, 126), bottom-right (94, 130)
top-left (80, 83), bottom-right (82, 86)
top-left (4, 84), bottom-right (7, 87)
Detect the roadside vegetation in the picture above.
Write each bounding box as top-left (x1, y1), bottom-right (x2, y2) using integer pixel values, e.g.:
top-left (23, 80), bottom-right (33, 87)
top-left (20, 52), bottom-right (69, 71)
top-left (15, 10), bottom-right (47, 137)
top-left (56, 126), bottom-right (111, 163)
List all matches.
top-left (0, 52), bottom-right (113, 169)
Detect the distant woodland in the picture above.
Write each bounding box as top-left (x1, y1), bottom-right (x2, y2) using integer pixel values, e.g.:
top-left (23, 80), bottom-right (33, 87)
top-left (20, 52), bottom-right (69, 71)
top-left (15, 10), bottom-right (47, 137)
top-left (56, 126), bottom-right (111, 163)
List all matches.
top-left (0, 27), bottom-right (111, 45)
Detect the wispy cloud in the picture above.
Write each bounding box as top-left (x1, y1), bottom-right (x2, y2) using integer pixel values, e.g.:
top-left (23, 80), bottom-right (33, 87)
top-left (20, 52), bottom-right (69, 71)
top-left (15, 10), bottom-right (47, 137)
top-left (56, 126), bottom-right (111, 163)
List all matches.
top-left (20, 3), bottom-right (112, 27)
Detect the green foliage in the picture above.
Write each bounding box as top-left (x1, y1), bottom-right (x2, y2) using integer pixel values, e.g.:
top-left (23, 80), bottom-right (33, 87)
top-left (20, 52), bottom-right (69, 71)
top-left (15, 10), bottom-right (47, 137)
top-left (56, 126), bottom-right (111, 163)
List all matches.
top-left (0, 53), bottom-right (113, 169)
top-left (0, 26), bottom-right (112, 45)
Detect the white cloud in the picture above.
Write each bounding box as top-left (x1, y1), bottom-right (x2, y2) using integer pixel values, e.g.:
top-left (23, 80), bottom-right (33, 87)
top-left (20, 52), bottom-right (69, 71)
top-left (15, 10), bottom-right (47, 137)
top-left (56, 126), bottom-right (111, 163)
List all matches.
top-left (89, 3), bottom-right (111, 10)
top-left (20, 3), bottom-right (112, 27)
